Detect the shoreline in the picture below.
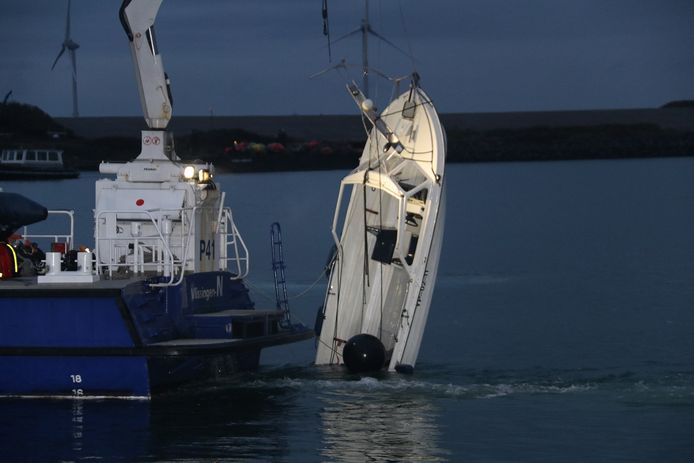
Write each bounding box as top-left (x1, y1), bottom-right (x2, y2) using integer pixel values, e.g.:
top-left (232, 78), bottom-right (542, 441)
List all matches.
top-left (55, 107), bottom-right (694, 141)
top-left (3, 106), bottom-right (693, 172)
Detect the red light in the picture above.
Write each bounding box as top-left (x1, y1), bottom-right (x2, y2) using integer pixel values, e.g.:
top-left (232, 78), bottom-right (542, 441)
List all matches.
top-left (136, 199), bottom-right (144, 206)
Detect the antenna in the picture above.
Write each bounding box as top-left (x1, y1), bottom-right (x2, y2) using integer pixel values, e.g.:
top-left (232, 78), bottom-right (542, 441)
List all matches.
top-left (330, 0), bottom-right (412, 98)
top-left (50, 0), bottom-right (80, 118)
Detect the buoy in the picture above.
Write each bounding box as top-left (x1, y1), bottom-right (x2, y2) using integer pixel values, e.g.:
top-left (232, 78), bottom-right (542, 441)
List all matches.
top-left (342, 333), bottom-right (386, 373)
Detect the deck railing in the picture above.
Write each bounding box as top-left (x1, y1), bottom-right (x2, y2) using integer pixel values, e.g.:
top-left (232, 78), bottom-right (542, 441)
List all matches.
top-left (94, 208), bottom-right (188, 286)
top-left (19, 204), bottom-right (248, 288)
top-left (21, 210), bottom-right (75, 252)
top-left (219, 207), bottom-right (249, 280)
top-left (94, 204), bottom-right (249, 286)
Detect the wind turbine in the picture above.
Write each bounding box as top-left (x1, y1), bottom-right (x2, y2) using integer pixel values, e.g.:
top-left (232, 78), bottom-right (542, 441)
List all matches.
top-left (51, 0), bottom-right (80, 118)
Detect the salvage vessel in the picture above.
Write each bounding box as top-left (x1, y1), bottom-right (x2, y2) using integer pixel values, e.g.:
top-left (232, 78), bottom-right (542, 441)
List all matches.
top-left (0, 0), bottom-right (312, 399)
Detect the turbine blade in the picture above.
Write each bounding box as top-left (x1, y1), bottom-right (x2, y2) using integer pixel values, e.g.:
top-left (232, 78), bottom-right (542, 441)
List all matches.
top-left (51, 45), bottom-right (67, 70)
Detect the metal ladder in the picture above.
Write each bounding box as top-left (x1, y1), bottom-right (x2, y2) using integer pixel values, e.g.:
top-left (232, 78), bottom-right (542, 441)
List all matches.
top-left (270, 222), bottom-right (291, 327)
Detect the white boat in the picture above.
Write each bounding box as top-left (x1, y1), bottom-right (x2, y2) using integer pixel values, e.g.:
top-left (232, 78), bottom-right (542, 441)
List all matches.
top-left (0, 149), bottom-right (79, 180)
top-left (315, 76), bottom-right (446, 373)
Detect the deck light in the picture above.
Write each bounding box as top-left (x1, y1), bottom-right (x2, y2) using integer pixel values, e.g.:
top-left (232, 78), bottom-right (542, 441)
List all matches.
top-left (198, 169), bottom-right (211, 183)
top-left (183, 165), bottom-right (195, 179)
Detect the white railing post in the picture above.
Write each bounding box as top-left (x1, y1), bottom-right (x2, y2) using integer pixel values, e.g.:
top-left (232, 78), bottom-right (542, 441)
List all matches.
top-left (87, 204), bottom-right (249, 287)
top-left (21, 210), bottom-right (75, 252)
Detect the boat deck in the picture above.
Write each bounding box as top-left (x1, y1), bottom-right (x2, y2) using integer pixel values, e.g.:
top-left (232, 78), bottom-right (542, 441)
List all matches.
top-left (192, 309), bottom-right (282, 318)
top-left (147, 328), bottom-right (313, 350)
top-left (0, 276), bottom-right (135, 293)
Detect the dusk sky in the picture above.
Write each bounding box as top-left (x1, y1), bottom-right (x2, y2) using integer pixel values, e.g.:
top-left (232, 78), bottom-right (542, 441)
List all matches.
top-left (1, 0), bottom-right (693, 117)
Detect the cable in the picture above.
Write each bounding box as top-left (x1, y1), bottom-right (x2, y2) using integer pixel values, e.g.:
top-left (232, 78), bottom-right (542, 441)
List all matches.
top-left (398, 0), bottom-right (417, 72)
top-left (246, 266), bottom-right (326, 302)
top-left (287, 268), bottom-right (327, 300)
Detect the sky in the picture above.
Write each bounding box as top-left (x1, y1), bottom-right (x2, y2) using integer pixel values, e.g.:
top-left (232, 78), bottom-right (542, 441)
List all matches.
top-left (0, 0), bottom-right (693, 117)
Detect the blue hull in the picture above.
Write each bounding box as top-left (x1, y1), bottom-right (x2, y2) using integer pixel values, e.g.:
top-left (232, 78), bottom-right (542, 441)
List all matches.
top-left (0, 271), bottom-right (313, 398)
top-left (0, 351), bottom-right (263, 398)
top-left (1, 356), bottom-right (151, 398)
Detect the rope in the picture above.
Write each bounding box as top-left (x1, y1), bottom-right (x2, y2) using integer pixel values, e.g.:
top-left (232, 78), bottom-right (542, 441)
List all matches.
top-left (318, 335), bottom-right (342, 362)
top-left (330, 247), bottom-right (343, 364)
top-left (246, 266), bottom-right (326, 302)
top-left (244, 278), bottom-right (276, 302)
top-left (376, 129), bottom-right (385, 341)
top-left (245, 272), bottom-right (319, 335)
top-left (398, 0), bottom-right (417, 72)
top-left (288, 269), bottom-right (327, 300)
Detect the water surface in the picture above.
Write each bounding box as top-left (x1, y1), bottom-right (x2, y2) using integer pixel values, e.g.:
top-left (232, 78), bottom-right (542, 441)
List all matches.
top-left (2, 157), bottom-right (693, 462)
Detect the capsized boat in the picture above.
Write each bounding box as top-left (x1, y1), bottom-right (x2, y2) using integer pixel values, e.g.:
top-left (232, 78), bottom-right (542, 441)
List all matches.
top-left (0, 0), bottom-right (312, 399)
top-left (315, 75), bottom-right (446, 373)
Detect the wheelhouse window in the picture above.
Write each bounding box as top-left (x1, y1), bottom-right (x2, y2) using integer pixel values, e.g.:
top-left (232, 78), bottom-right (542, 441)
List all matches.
top-left (25, 151), bottom-right (36, 161)
top-left (48, 151), bottom-right (58, 161)
top-left (37, 151), bottom-right (47, 161)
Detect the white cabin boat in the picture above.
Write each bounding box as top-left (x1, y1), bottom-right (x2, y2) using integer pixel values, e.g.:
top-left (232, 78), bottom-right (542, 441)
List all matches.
top-left (315, 77), bottom-right (446, 373)
top-left (0, 149), bottom-right (79, 180)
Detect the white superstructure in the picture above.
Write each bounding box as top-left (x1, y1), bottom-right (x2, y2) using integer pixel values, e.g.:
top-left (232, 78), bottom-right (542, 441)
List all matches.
top-left (36, 0), bottom-right (248, 286)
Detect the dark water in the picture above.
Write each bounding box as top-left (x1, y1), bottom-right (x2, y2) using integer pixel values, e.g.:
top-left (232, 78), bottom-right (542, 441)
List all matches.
top-left (2, 157), bottom-right (693, 462)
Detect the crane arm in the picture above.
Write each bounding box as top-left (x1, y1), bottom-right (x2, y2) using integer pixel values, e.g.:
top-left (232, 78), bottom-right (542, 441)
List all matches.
top-left (119, 0), bottom-right (172, 129)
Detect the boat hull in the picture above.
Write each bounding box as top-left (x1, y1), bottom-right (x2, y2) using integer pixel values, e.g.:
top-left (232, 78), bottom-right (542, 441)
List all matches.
top-left (0, 168), bottom-right (80, 180)
top-left (389, 187), bottom-right (446, 370)
top-left (0, 356), bottom-right (152, 399)
top-left (0, 345), bottom-right (272, 399)
top-left (315, 85), bottom-right (446, 372)
top-left (0, 149), bottom-right (79, 180)
top-left (0, 272), bottom-right (312, 398)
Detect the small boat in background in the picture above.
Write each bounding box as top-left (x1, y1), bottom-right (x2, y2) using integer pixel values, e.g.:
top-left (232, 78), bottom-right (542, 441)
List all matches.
top-left (315, 75), bottom-right (446, 373)
top-left (0, 148), bottom-right (79, 180)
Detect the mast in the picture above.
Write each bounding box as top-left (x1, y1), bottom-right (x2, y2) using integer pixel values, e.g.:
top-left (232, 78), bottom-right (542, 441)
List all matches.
top-left (71, 62), bottom-right (79, 118)
top-left (362, 0), bottom-right (369, 98)
top-left (328, 0), bottom-right (407, 98)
